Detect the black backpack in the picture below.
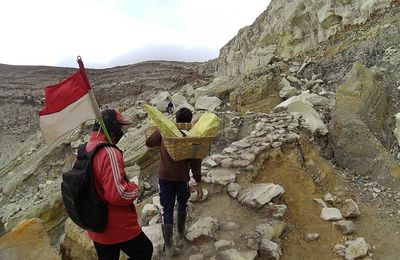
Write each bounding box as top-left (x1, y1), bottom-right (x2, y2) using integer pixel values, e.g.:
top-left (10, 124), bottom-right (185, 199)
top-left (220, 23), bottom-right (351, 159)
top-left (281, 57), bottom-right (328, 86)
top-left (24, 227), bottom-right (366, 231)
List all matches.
top-left (61, 142), bottom-right (116, 233)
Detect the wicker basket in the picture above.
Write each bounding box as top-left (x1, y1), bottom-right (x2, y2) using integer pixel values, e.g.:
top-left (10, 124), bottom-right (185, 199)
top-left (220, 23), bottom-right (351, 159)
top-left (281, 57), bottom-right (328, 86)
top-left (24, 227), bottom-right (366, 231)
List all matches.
top-left (175, 123), bottom-right (192, 131)
top-left (163, 136), bottom-right (214, 161)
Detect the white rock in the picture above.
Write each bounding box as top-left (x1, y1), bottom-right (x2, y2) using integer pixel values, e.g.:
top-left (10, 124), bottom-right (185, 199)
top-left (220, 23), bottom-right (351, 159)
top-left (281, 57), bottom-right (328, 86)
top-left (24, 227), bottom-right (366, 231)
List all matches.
top-left (141, 204), bottom-right (159, 219)
top-left (263, 204), bottom-right (287, 218)
top-left (240, 152), bottom-right (256, 162)
top-left (334, 220), bottom-right (355, 235)
top-left (150, 91), bottom-right (171, 111)
top-left (227, 183), bottom-right (241, 198)
top-left (324, 193), bottom-right (335, 204)
top-left (208, 168), bottom-right (236, 186)
top-left (341, 199), bottom-right (361, 218)
top-left (344, 237), bottom-right (369, 260)
top-left (275, 92), bottom-right (328, 135)
top-left (333, 244), bottom-right (346, 256)
top-left (320, 208), bottom-right (343, 221)
top-left (186, 217), bottom-right (219, 242)
top-left (258, 239), bottom-right (281, 259)
top-left (214, 240), bottom-right (235, 251)
top-left (189, 189), bottom-right (208, 202)
top-left (305, 233), bottom-right (320, 241)
top-left (279, 85), bottom-right (300, 99)
top-left (220, 249), bottom-right (257, 260)
top-left (220, 158), bottom-right (234, 168)
top-left (152, 196), bottom-right (162, 211)
top-left (219, 222), bottom-right (240, 231)
top-left (238, 183), bottom-right (285, 209)
top-left (148, 214), bottom-right (161, 226)
top-left (203, 157), bottom-right (218, 167)
top-left (195, 96), bottom-right (222, 111)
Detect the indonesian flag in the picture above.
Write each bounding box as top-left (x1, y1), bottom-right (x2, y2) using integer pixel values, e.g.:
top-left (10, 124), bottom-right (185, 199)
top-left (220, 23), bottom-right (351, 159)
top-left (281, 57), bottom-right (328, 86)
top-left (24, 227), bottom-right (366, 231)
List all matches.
top-left (39, 58), bottom-right (100, 144)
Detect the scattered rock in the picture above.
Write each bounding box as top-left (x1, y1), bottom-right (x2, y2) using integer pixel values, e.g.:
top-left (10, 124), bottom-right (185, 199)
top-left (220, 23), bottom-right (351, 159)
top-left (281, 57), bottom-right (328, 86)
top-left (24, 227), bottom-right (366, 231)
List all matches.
top-left (344, 237), bottom-right (369, 260)
top-left (334, 220), bottom-right (355, 235)
top-left (341, 199), bottom-right (361, 218)
top-left (258, 239), bottom-right (281, 259)
top-left (186, 217), bottom-right (219, 242)
top-left (238, 183), bottom-right (285, 209)
top-left (305, 233), bottom-right (320, 241)
top-left (320, 208), bottom-right (343, 221)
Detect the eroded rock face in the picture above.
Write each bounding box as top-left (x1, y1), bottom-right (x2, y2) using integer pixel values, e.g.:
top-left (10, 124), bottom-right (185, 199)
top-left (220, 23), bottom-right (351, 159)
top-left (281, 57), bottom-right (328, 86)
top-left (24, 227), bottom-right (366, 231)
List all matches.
top-left (330, 63), bottom-right (400, 181)
top-left (229, 74), bottom-right (282, 114)
top-left (215, 0), bottom-right (391, 76)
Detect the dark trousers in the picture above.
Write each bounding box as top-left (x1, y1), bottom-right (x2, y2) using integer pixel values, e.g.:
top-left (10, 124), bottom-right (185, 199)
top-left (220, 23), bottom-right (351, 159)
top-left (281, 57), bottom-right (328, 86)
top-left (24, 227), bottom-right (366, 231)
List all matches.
top-left (159, 179), bottom-right (190, 224)
top-left (93, 232), bottom-right (153, 260)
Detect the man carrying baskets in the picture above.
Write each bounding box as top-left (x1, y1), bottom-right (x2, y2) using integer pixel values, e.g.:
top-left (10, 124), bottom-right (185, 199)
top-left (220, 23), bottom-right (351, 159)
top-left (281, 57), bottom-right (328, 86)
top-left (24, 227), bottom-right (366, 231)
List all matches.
top-left (145, 107), bottom-right (203, 256)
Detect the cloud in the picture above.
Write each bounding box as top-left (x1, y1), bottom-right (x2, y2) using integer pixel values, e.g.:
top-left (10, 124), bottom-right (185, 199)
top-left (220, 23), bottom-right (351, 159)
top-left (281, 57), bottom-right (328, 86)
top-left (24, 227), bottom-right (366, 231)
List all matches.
top-left (0, 0), bottom-right (270, 68)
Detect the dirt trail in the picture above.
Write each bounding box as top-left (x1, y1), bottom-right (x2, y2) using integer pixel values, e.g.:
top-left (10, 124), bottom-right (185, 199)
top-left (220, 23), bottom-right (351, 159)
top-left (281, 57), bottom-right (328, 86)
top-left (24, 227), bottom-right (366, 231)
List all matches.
top-left (255, 149), bottom-right (343, 260)
top-left (254, 145), bottom-right (400, 260)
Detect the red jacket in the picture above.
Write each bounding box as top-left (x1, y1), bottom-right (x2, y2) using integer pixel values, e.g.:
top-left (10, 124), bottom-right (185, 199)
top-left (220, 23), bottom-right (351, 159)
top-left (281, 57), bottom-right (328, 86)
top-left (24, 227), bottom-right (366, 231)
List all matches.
top-left (86, 132), bottom-right (142, 244)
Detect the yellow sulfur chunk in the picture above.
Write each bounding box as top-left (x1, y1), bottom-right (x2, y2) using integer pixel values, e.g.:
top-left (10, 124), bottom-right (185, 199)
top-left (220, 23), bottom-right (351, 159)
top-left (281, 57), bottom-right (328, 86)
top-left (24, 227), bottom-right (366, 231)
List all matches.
top-left (143, 104), bottom-right (183, 137)
top-left (189, 112), bottom-right (220, 137)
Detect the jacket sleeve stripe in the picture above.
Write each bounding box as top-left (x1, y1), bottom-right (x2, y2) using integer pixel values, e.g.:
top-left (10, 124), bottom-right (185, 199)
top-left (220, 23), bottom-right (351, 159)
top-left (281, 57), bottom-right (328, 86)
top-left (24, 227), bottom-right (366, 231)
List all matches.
top-left (105, 147), bottom-right (138, 200)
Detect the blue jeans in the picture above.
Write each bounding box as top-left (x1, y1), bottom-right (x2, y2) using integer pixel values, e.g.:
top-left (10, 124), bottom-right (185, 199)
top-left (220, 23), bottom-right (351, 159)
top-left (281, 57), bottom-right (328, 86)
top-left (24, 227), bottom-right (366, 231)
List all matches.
top-left (158, 179), bottom-right (190, 224)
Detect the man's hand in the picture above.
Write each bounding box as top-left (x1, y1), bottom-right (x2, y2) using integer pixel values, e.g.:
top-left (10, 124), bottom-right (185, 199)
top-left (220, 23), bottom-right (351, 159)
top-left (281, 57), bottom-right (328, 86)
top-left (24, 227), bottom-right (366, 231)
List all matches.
top-left (195, 183), bottom-right (203, 199)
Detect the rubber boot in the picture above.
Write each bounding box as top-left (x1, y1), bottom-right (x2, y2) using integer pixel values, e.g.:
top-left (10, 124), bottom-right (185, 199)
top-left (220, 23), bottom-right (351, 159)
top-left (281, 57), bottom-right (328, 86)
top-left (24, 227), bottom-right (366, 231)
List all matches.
top-left (177, 212), bottom-right (186, 240)
top-left (161, 224), bottom-right (180, 256)
top-left (176, 212), bottom-right (186, 246)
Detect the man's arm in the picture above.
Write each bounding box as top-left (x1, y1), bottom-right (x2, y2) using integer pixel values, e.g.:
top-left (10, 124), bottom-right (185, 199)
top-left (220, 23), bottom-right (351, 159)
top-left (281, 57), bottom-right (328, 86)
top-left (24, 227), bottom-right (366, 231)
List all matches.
top-left (101, 147), bottom-right (139, 206)
top-left (190, 158), bottom-right (203, 198)
top-left (145, 129), bottom-right (161, 148)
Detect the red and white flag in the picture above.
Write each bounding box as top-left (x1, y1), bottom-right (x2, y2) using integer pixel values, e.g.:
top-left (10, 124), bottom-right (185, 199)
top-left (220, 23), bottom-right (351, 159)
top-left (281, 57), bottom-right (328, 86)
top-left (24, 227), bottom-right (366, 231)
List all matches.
top-left (39, 58), bottom-right (100, 144)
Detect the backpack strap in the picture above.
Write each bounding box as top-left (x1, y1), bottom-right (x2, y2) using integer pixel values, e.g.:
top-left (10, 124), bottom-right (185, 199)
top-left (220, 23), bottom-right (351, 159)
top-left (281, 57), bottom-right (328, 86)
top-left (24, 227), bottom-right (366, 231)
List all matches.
top-left (77, 143), bottom-right (88, 160)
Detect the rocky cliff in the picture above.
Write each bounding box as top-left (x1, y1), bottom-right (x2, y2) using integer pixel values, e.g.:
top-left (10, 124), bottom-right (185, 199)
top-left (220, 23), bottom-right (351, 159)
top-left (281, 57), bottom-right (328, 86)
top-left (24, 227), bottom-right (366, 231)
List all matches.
top-left (215, 0), bottom-right (392, 76)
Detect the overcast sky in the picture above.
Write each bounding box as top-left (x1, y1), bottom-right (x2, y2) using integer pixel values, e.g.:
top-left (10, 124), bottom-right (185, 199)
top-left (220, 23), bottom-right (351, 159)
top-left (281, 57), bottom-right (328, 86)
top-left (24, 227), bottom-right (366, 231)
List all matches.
top-left (0, 0), bottom-right (270, 69)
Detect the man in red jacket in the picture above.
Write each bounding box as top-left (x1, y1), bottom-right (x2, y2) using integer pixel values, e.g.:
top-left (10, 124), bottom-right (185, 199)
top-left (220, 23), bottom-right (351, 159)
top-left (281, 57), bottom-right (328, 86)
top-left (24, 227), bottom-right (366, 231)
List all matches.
top-left (145, 107), bottom-right (203, 256)
top-left (87, 108), bottom-right (153, 260)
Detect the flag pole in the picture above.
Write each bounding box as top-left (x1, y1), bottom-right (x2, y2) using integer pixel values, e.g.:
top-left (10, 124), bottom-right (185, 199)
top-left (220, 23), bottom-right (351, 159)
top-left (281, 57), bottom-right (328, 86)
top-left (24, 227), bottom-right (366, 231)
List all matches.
top-left (76, 56), bottom-right (113, 145)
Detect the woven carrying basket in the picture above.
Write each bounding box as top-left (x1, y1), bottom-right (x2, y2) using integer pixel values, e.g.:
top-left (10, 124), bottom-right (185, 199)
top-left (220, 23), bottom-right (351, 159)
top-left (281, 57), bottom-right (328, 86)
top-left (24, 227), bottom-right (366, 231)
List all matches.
top-left (163, 136), bottom-right (214, 161)
top-left (175, 122), bottom-right (192, 131)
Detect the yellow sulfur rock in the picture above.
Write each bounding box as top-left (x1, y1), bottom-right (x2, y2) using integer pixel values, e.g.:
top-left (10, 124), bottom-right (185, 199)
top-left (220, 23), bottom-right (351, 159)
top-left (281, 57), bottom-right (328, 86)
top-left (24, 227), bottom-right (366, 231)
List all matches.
top-left (143, 104), bottom-right (183, 137)
top-left (189, 112), bottom-right (220, 137)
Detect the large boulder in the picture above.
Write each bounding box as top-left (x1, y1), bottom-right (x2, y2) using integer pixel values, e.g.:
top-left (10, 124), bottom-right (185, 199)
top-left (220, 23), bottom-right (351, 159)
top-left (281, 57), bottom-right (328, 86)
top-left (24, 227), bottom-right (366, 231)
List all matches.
top-left (0, 218), bottom-right (59, 260)
top-left (150, 91), bottom-right (171, 112)
top-left (61, 218), bottom-right (98, 260)
top-left (195, 96), bottom-right (222, 111)
top-left (275, 91), bottom-right (328, 135)
top-left (330, 63), bottom-right (400, 181)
